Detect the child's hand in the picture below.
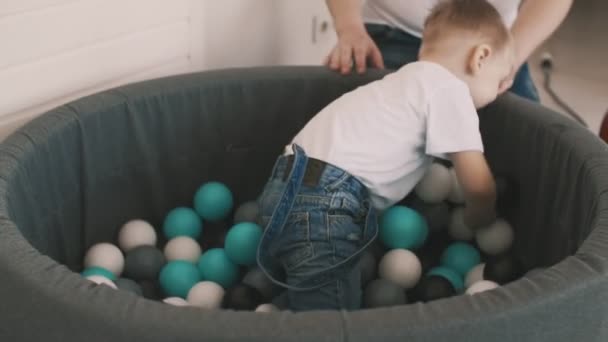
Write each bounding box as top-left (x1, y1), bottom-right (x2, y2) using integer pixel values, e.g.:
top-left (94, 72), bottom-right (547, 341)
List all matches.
top-left (448, 151), bottom-right (497, 229)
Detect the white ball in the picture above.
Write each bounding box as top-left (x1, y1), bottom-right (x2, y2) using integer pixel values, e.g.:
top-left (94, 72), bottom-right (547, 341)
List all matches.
top-left (415, 163), bottom-right (452, 203)
top-left (84, 243), bottom-right (124, 276)
top-left (476, 219), bottom-right (514, 255)
top-left (85, 275), bottom-right (118, 289)
top-left (118, 219), bottom-right (157, 252)
top-left (466, 280), bottom-right (499, 295)
top-left (164, 237), bottom-right (202, 263)
top-left (448, 168), bottom-right (465, 204)
top-left (448, 207), bottom-right (474, 241)
top-left (255, 303), bottom-right (279, 313)
top-left (465, 263), bottom-right (486, 288)
top-left (378, 249), bottom-right (421, 289)
top-left (187, 281), bottom-right (225, 309)
top-left (163, 297), bottom-right (190, 306)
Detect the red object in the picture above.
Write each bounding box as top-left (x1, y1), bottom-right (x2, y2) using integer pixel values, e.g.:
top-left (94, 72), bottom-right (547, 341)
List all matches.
top-left (600, 109), bottom-right (608, 143)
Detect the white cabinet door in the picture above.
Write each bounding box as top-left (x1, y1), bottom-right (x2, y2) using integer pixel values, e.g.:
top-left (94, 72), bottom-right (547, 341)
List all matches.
top-left (275, 0), bottom-right (337, 65)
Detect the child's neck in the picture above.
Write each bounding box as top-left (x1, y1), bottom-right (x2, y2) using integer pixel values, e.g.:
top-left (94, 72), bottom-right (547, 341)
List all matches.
top-left (419, 52), bottom-right (468, 83)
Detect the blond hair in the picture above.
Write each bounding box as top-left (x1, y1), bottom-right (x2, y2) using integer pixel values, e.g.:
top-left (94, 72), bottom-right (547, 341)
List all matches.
top-left (423, 0), bottom-right (511, 50)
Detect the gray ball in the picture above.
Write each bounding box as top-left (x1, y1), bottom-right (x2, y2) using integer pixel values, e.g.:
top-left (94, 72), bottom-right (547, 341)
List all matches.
top-left (124, 245), bottom-right (166, 281)
top-left (271, 291), bottom-right (290, 310)
top-left (115, 277), bottom-right (143, 296)
top-left (242, 267), bottom-right (278, 300)
top-left (234, 201), bottom-right (260, 224)
top-left (364, 279), bottom-right (407, 308)
top-left (359, 251), bottom-right (377, 288)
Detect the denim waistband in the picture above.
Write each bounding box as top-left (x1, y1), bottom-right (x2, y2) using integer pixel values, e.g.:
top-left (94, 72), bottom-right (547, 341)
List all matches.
top-left (269, 154), bottom-right (369, 200)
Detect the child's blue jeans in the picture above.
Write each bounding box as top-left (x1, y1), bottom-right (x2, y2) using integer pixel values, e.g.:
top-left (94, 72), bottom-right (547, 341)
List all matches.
top-left (256, 145), bottom-right (378, 311)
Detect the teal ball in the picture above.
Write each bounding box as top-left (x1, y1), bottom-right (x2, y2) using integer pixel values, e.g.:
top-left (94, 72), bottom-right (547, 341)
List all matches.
top-left (440, 242), bottom-right (481, 276)
top-left (163, 207), bottom-right (203, 239)
top-left (380, 206), bottom-right (429, 250)
top-left (197, 248), bottom-right (239, 288)
top-left (81, 266), bottom-right (116, 281)
top-left (428, 266), bottom-right (464, 292)
top-left (159, 260), bottom-right (201, 298)
top-left (194, 182), bottom-right (233, 222)
top-left (224, 222), bottom-right (263, 266)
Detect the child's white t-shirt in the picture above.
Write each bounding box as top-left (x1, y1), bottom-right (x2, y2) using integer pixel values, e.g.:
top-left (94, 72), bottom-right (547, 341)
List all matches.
top-left (362, 0), bottom-right (521, 38)
top-left (288, 61), bottom-right (483, 210)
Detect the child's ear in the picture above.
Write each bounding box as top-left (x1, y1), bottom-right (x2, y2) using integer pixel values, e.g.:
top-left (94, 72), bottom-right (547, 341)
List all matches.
top-left (468, 44), bottom-right (493, 75)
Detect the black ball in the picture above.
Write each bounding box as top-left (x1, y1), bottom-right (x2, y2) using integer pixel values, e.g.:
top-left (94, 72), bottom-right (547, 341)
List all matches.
top-left (234, 201), bottom-right (260, 224)
top-left (416, 230), bottom-right (451, 274)
top-left (484, 254), bottom-right (524, 285)
top-left (415, 275), bottom-right (456, 302)
top-left (434, 158), bottom-right (453, 168)
top-left (363, 279), bottom-right (407, 308)
top-left (366, 240), bottom-right (387, 262)
top-left (123, 246), bottom-right (166, 281)
top-left (138, 280), bottom-right (162, 300)
top-left (115, 277), bottom-right (143, 296)
top-left (242, 267), bottom-right (279, 301)
top-left (359, 251), bottom-right (377, 288)
top-left (409, 198), bottom-right (450, 234)
top-left (201, 221), bottom-right (230, 249)
top-left (223, 284), bottom-right (265, 310)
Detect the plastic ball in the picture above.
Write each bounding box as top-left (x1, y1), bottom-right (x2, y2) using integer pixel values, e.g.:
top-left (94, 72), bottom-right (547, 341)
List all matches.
top-left (409, 198), bottom-right (450, 234)
top-left (163, 207), bottom-right (203, 239)
top-left (466, 280), bottom-right (499, 295)
top-left (448, 207), bottom-right (474, 241)
top-left (123, 245), bottom-right (166, 281)
top-left (415, 163), bottom-right (452, 203)
top-left (163, 297), bottom-right (190, 306)
top-left (164, 236), bottom-right (202, 263)
top-left (139, 280), bottom-right (163, 300)
top-left (363, 279), bottom-right (407, 308)
top-left (359, 250), bottom-right (377, 288)
top-left (380, 206), bottom-right (428, 250)
top-left (440, 242), bottom-right (481, 276)
top-left (416, 231), bottom-right (451, 274)
top-left (416, 275), bottom-right (456, 302)
top-left (448, 168), bottom-right (465, 204)
top-left (224, 222), bottom-right (263, 266)
top-left (118, 220), bottom-right (157, 252)
top-left (159, 260), bottom-right (202, 298)
top-left (223, 284), bottom-right (265, 311)
top-left (242, 267), bottom-right (279, 301)
top-left (84, 243), bottom-right (124, 276)
top-left (483, 254), bottom-right (524, 285)
top-left (198, 248), bottom-right (239, 289)
top-left (194, 182), bottom-right (234, 222)
top-left (428, 266), bottom-right (464, 292)
top-left (378, 249), bottom-right (422, 289)
top-left (187, 281), bottom-right (225, 309)
top-left (272, 291), bottom-right (290, 311)
top-left (81, 266), bottom-right (117, 281)
top-left (85, 275), bottom-right (117, 289)
top-left (255, 303), bottom-right (279, 313)
top-left (476, 219), bottom-right (514, 256)
top-left (465, 263), bottom-right (486, 288)
top-left (234, 201), bottom-right (260, 224)
top-left (114, 278), bottom-right (143, 296)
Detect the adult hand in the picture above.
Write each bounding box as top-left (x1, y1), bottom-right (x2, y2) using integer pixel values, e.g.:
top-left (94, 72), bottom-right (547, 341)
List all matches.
top-left (324, 25), bottom-right (385, 75)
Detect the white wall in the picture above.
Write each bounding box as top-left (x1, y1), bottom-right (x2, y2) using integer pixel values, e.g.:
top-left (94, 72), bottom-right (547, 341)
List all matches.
top-left (202, 0), bottom-right (279, 69)
top-left (0, 0), bottom-right (279, 140)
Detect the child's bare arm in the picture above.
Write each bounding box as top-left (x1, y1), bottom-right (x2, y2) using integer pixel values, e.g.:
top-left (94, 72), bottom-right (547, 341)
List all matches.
top-left (448, 151), bottom-right (497, 229)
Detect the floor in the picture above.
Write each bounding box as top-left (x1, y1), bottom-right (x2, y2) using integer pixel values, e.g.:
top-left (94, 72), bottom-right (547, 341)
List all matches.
top-left (527, 0), bottom-right (608, 134)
